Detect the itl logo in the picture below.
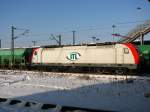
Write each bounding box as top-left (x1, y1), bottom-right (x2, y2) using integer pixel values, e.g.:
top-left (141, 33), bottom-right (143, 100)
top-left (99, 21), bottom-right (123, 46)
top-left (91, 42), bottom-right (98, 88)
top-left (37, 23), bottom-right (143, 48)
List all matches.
top-left (67, 52), bottom-right (81, 61)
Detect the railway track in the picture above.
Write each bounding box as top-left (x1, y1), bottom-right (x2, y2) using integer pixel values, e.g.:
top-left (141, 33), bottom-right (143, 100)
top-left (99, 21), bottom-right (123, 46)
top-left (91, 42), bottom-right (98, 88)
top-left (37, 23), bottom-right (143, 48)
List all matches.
top-left (0, 68), bottom-right (150, 76)
top-left (0, 97), bottom-right (113, 112)
top-left (0, 69), bottom-right (150, 89)
top-left (0, 69), bottom-right (150, 83)
top-left (0, 69), bottom-right (150, 112)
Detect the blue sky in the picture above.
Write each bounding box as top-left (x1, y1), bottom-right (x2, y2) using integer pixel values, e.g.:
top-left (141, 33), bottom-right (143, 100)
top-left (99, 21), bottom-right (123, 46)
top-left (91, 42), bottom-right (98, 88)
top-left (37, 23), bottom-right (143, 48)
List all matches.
top-left (0, 0), bottom-right (150, 47)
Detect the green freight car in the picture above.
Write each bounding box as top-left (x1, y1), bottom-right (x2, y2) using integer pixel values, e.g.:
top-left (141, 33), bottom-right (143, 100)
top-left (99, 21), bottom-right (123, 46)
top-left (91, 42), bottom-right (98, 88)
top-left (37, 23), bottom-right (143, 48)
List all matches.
top-left (0, 48), bottom-right (32, 68)
top-left (138, 45), bottom-right (150, 69)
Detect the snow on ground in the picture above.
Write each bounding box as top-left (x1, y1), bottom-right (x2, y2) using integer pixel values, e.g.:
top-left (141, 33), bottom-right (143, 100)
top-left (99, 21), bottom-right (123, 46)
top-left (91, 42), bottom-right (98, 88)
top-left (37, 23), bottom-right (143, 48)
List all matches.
top-left (0, 70), bottom-right (150, 112)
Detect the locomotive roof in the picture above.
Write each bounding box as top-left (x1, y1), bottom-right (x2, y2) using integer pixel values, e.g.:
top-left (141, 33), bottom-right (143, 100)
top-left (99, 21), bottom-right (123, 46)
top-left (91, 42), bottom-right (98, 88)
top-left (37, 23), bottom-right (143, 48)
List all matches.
top-left (0, 46), bottom-right (40, 50)
top-left (0, 47), bottom-right (30, 50)
top-left (41, 42), bottom-right (116, 48)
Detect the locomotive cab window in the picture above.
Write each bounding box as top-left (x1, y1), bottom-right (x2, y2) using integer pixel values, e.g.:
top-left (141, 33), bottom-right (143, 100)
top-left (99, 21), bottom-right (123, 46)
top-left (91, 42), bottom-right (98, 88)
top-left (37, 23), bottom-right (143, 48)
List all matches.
top-left (124, 48), bottom-right (129, 54)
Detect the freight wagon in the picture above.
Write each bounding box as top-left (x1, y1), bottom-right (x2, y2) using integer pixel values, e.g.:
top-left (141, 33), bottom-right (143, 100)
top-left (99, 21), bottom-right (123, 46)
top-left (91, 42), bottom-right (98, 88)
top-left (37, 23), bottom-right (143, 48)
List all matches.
top-left (0, 48), bottom-right (32, 68)
top-left (31, 43), bottom-right (140, 74)
top-left (138, 45), bottom-right (150, 70)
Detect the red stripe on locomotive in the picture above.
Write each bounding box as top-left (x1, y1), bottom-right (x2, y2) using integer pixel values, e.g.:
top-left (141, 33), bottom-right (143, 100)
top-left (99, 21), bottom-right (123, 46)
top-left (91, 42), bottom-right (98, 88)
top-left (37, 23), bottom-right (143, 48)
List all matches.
top-left (123, 43), bottom-right (140, 65)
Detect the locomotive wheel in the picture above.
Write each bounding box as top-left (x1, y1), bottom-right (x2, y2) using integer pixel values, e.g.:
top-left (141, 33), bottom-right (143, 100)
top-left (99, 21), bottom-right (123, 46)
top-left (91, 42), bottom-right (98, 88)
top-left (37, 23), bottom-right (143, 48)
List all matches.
top-left (115, 68), bottom-right (126, 75)
top-left (96, 68), bottom-right (105, 74)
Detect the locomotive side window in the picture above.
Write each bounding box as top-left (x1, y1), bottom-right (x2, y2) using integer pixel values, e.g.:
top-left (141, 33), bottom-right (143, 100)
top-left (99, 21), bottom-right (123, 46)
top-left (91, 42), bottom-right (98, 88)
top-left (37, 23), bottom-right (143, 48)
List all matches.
top-left (124, 48), bottom-right (129, 54)
top-left (34, 51), bottom-right (37, 55)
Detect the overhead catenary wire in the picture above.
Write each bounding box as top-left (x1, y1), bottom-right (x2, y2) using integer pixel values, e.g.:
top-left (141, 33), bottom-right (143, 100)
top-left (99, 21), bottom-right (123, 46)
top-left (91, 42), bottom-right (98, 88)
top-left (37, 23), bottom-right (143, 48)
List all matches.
top-left (25, 20), bottom-right (147, 37)
top-left (0, 19), bottom-right (148, 48)
top-left (0, 20), bottom-right (147, 39)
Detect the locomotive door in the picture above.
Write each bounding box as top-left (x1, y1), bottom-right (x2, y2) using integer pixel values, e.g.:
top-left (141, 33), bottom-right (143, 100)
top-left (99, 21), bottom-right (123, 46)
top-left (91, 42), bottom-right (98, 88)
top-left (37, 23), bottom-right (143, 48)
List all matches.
top-left (32, 50), bottom-right (39, 63)
top-left (116, 47), bottom-right (124, 64)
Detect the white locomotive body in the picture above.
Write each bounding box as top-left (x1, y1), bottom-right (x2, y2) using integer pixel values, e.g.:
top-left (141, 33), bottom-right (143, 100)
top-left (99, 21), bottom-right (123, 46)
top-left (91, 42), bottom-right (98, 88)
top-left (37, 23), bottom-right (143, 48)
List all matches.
top-left (31, 43), bottom-right (140, 74)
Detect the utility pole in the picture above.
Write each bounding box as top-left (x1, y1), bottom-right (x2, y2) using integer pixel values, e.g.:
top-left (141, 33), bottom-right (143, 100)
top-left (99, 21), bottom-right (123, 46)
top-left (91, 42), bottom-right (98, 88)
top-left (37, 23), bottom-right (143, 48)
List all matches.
top-left (137, 7), bottom-right (144, 45)
top-left (0, 39), bottom-right (1, 48)
top-left (32, 41), bottom-right (37, 46)
top-left (11, 26), bottom-right (16, 69)
top-left (11, 26), bottom-right (29, 69)
top-left (58, 35), bottom-right (61, 46)
top-left (112, 25), bottom-right (116, 43)
top-left (72, 31), bottom-right (76, 45)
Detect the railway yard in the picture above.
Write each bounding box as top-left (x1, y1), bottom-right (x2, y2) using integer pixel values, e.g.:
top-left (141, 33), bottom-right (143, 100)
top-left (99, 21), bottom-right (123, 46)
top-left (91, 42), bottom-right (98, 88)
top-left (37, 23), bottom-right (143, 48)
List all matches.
top-left (0, 1), bottom-right (150, 112)
top-left (0, 20), bottom-right (150, 111)
top-left (0, 70), bottom-right (150, 112)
